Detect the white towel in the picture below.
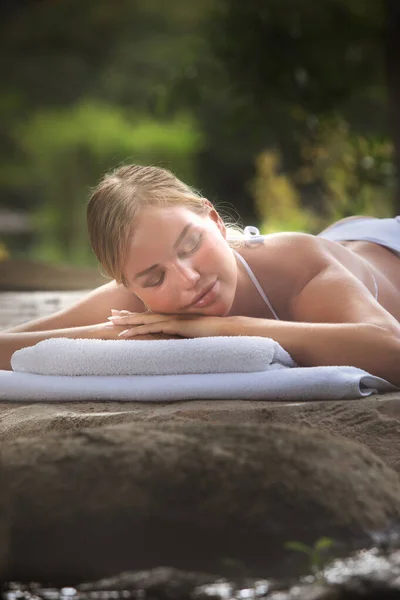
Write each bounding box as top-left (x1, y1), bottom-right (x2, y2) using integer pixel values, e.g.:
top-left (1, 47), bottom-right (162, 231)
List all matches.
top-left (0, 366), bottom-right (396, 402)
top-left (11, 336), bottom-right (295, 376)
top-left (1, 336), bottom-right (397, 401)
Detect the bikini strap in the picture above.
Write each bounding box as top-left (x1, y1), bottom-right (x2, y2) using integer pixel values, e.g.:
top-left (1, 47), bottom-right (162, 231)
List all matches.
top-left (233, 249), bottom-right (280, 320)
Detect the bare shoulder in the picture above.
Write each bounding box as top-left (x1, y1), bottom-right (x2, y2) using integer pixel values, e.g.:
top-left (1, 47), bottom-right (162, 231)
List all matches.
top-left (261, 231), bottom-right (328, 259)
top-left (255, 232), bottom-right (330, 289)
top-left (235, 232), bottom-right (329, 319)
top-left (5, 279), bottom-right (145, 333)
top-left (255, 231), bottom-right (396, 322)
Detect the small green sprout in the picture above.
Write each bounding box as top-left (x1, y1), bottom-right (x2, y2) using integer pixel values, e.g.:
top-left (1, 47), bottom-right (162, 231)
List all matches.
top-left (284, 536), bottom-right (335, 574)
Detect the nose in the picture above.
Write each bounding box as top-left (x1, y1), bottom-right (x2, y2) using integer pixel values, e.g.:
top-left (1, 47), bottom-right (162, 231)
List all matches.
top-left (171, 260), bottom-right (200, 288)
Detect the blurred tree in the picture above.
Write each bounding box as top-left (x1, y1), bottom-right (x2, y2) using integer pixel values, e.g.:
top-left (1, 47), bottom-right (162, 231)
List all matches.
top-left (2, 102), bottom-right (203, 263)
top-left (0, 0), bottom-right (397, 264)
top-left (211, 0), bottom-right (384, 114)
top-left (0, 0), bottom-right (213, 263)
top-left (205, 0), bottom-right (396, 217)
top-left (251, 150), bottom-right (320, 234)
top-left (385, 0), bottom-right (400, 209)
top-left (0, 0), bottom-right (213, 111)
top-left (251, 116), bottom-right (395, 235)
top-left (295, 116), bottom-right (395, 221)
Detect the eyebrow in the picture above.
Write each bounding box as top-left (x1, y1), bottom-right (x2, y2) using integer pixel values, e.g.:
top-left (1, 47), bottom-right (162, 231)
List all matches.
top-left (133, 223), bottom-right (193, 281)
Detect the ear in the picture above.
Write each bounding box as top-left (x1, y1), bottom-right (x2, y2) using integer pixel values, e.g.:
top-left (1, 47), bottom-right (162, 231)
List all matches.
top-left (203, 199), bottom-right (227, 239)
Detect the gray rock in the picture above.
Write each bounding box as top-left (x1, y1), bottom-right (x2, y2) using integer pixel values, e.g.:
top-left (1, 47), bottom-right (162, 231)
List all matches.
top-left (0, 447), bottom-right (11, 579)
top-left (2, 422), bottom-right (400, 584)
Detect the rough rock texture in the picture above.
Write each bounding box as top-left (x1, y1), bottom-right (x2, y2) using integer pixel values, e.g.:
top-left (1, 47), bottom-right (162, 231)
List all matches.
top-left (5, 549), bottom-right (400, 600)
top-left (1, 395), bottom-right (400, 473)
top-left (0, 447), bottom-right (11, 580)
top-left (2, 421), bottom-right (400, 584)
top-left (76, 547), bottom-right (400, 599)
top-left (74, 546), bottom-right (400, 599)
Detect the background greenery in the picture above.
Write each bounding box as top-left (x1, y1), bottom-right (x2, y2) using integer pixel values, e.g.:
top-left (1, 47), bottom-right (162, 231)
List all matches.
top-left (0, 0), bottom-right (399, 266)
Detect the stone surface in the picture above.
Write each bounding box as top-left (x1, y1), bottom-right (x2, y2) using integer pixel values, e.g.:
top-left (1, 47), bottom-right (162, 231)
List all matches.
top-left (76, 547), bottom-right (400, 599)
top-left (0, 446), bottom-right (11, 580)
top-left (2, 421), bottom-right (400, 584)
top-left (5, 548), bottom-right (400, 600)
top-left (1, 395), bottom-right (400, 473)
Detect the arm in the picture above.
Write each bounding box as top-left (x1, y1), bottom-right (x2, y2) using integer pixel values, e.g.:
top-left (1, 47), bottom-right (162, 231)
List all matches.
top-left (0, 323), bottom-right (174, 371)
top-left (2, 280), bottom-right (144, 334)
top-left (0, 324), bottom-right (103, 371)
top-left (229, 263), bottom-right (400, 386)
top-left (0, 280), bottom-right (173, 371)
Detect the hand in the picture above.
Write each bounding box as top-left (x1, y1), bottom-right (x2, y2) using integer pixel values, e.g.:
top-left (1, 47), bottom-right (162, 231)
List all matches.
top-left (107, 309), bottom-right (233, 338)
top-left (89, 321), bottom-right (179, 341)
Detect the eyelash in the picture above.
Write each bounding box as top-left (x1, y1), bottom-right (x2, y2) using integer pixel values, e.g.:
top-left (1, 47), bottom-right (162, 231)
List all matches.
top-left (145, 235), bottom-right (202, 288)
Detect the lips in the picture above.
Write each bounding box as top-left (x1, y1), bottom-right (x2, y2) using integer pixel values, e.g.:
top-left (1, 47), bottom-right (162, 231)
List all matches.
top-left (188, 281), bottom-right (216, 308)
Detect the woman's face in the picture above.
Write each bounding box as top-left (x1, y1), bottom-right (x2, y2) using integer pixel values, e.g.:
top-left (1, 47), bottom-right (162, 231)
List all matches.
top-left (123, 205), bottom-right (238, 315)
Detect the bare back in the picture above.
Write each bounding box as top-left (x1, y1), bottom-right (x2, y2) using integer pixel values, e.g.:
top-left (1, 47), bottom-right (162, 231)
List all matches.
top-left (339, 240), bottom-right (400, 321)
top-left (234, 233), bottom-right (400, 324)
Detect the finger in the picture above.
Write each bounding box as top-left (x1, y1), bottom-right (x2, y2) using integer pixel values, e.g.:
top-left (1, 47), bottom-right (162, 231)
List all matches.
top-left (118, 326), bottom-right (156, 338)
top-left (111, 309), bottom-right (135, 316)
top-left (118, 322), bottom-right (178, 337)
top-left (108, 315), bottom-right (139, 324)
top-left (118, 329), bottom-right (135, 337)
top-left (109, 313), bottom-right (170, 325)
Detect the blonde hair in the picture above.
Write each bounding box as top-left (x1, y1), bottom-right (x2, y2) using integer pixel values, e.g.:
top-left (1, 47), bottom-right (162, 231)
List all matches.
top-left (87, 164), bottom-right (244, 285)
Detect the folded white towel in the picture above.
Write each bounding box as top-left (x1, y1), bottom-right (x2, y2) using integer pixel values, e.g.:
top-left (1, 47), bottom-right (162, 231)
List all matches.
top-left (11, 336), bottom-right (295, 376)
top-left (2, 335), bottom-right (397, 402)
top-left (0, 366), bottom-right (396, 402)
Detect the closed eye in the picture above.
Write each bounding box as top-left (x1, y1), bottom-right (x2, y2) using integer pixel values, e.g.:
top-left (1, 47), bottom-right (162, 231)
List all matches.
top-left (143, 233), bottom-right (202, 288)
top-left (144, 272), bottom-right (165, 288)
top-left (181, 233), bottom-right (202, 255)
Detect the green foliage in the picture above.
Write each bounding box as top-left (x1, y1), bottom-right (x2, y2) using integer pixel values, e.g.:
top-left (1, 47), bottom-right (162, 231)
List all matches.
top-left (205, 0), bottom-right (395, 220)
top-left (211, 0), bottom-right (385, 115)
top-left (0, 0), bottom-right (397, 266)
top-left (5, 101), bottom-right (203, 265)
top-left (285, 536), bottom-right (335, 574)
top-left (250, 150), bottom-right (320, 234)
top-left (295, 115), bottom-right (395, 222)
top-left (0, 241), bottom-right (9, 261)
top-left (251, 116), bottom-right (395, 234)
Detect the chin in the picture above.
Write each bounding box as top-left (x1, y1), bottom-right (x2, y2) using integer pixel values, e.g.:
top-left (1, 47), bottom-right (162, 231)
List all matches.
top-left (210, 299), bottom-right (232, 317)
top-left (186, 302), bottom-right (225, 317)
top-left (210, 307), bottom-right (226, 317)
top-left (221, 294), bottom-right (236, 317)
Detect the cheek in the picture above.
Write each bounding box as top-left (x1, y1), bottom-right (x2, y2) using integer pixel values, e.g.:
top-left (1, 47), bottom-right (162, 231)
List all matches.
top-left (138, 284), bottom-right (183, 313)
top-left (198, 238), bottom-right (226, 268)
top-left (140, 289), bottom-right (176, 312)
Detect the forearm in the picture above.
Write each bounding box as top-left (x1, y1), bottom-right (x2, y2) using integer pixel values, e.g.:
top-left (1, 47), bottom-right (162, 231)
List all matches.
top-left (0, 325), bottom-right (168, 371)
top-left (229, 318), bottom-right (400, 386)
top-left (0, 325), bottom-right (101, 371)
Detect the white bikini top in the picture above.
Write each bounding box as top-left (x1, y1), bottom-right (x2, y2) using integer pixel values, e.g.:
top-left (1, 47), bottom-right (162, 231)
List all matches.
top-left (232, 226), bottom-right (280, 320)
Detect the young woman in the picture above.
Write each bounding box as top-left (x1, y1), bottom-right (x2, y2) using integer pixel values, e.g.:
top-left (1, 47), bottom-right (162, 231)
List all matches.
top-left (1, 164), bottom-right (400, 385)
